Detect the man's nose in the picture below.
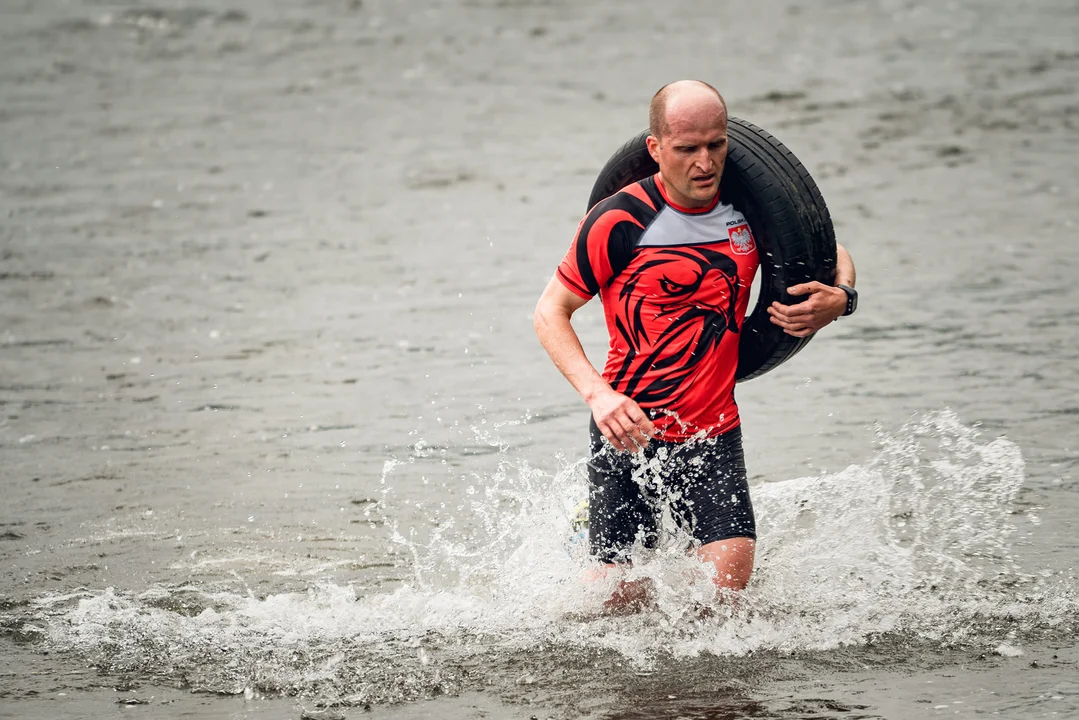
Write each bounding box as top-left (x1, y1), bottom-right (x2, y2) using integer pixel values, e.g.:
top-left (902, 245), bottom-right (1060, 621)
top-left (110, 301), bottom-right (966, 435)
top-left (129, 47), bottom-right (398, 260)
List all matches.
top-left (695, 148), bottom-right (712, 169)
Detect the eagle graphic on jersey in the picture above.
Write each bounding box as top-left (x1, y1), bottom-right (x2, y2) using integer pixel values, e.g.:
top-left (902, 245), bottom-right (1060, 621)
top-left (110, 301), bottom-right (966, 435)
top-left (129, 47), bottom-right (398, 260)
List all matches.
top-left (610, 246), bottom-right (741, 407)
top-left (555, 175), bottom-right (759, 439)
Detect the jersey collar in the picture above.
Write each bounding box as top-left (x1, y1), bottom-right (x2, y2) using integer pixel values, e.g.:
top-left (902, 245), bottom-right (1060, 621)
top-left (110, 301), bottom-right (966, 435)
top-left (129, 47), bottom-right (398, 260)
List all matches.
top-left (655, 173), bottom-right (721, 214)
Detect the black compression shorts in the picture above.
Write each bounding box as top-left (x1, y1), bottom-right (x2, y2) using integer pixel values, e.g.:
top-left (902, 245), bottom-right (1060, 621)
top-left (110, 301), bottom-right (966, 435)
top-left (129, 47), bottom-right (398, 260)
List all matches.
top-left (587, 417), bottom-right (756, 564)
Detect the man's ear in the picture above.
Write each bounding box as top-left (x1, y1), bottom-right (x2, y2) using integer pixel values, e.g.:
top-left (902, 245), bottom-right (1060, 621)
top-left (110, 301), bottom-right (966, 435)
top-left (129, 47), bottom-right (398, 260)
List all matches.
top-left (645, 135), bottom-right (661, 164)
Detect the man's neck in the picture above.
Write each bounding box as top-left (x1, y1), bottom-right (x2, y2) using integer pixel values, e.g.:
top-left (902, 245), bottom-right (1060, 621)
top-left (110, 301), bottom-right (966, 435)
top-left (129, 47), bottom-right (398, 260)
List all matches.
top-left (655, 173), bottom-right (719, 213)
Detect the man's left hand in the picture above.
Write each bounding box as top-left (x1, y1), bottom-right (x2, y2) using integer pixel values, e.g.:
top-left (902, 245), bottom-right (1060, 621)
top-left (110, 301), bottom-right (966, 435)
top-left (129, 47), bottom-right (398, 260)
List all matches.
top-left (767, 282), bottom-right (848, 337)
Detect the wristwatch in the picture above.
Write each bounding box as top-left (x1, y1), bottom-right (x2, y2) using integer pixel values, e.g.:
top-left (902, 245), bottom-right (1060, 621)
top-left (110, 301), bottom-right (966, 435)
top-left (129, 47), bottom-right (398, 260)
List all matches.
top-left (836, 285), bottom-right (858, 316)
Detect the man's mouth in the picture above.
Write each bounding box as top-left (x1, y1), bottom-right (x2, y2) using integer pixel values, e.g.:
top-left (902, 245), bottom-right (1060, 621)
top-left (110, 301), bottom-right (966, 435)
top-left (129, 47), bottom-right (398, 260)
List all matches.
top-left (692, 173), bottom-right (716, 185)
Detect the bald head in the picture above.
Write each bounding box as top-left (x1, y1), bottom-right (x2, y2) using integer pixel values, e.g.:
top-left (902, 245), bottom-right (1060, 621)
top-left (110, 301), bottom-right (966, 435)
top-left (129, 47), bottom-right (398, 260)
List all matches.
top-left (649, 80), bottom-right (727, 140)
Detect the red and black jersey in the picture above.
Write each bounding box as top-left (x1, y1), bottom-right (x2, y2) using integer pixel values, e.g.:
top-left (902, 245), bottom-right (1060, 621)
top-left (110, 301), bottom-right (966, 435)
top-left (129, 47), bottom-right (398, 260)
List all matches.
top-left (557, 174), bottom-right (759, 441)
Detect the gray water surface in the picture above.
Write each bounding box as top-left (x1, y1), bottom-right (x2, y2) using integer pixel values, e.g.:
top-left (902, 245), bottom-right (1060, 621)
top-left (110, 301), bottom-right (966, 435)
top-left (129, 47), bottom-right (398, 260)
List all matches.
top-left (2, 1), bottom-right (1078, 718)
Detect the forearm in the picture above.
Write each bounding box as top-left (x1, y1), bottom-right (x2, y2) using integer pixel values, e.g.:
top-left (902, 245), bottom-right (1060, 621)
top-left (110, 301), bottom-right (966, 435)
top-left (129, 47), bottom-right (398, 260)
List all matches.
top-left (835, 243), bottom-right (856, 287)
top-left (534, 303), bottom-right (609, 404)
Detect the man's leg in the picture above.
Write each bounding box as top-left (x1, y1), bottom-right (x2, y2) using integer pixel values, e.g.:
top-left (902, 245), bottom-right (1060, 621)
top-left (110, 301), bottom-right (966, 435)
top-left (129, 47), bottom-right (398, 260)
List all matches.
top-left (667, 426), bottom-right (757, 595)
top-left (585, 563), bottom-right (654, 613)
top-left (586, 417), bottom-right (660, 611)
top-left (697, 536), bottom-right (755, 591)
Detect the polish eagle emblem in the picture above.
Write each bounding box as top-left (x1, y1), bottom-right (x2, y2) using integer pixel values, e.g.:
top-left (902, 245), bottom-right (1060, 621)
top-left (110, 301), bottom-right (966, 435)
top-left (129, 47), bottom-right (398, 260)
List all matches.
top-left (728, 224), bottom-right (755, 255)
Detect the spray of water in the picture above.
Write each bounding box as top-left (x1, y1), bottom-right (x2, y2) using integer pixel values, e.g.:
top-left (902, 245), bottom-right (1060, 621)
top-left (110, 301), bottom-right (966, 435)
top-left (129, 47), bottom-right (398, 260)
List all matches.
top-left (17, 410), bottom-right (1078, 707)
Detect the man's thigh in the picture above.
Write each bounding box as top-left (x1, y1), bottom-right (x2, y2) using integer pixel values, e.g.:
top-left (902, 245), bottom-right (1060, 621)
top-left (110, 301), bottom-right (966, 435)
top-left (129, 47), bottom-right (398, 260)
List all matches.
top-left (665, 426), bottom-right (757, 546)
top-left (586, 418), bottom-right (658, 563)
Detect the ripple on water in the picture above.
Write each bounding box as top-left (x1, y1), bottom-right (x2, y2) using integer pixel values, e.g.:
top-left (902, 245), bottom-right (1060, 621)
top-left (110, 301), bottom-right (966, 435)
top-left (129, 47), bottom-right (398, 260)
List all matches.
top-left (16, 411), bottom-right (1078, 708)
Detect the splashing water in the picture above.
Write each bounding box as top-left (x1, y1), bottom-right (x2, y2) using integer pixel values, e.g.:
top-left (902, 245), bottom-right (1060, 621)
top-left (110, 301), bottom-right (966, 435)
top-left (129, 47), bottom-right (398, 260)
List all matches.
top-left (17, 410), bottom-right (1078, 707)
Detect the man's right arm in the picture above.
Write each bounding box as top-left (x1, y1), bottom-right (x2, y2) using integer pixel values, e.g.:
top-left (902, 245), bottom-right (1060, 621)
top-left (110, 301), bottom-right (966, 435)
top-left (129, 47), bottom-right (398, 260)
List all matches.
top-left (533, 275), bottom-right (655, 452)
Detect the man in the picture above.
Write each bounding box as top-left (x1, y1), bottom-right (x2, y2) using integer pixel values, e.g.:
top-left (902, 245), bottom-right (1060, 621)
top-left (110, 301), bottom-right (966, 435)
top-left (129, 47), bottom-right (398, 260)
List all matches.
top-left (534, 80), bottom-right (857, 608)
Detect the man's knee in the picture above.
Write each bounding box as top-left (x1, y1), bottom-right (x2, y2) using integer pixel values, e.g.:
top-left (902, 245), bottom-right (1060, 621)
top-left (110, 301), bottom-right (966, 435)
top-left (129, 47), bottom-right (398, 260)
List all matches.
top-left (697, 536), bottom-right (755, 591)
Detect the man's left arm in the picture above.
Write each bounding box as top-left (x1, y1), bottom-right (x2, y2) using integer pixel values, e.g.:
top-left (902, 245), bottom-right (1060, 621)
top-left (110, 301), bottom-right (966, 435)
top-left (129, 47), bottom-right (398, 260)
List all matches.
top-left (766, 243), bottom-right (857, 337)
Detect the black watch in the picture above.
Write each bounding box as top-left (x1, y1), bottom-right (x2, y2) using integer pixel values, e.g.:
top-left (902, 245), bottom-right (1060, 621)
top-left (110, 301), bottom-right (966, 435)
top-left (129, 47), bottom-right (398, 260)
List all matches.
top-left (836, 285), bottom-right (858, 316)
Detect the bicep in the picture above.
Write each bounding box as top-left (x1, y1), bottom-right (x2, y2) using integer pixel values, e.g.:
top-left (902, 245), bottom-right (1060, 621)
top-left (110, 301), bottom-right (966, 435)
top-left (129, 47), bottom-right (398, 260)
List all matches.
top-left (537, 274), bottom-right (591, 319)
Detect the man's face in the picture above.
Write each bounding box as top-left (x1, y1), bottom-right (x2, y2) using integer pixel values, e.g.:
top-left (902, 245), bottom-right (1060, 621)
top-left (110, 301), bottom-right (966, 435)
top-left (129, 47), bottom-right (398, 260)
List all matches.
top-left (646, 100), bottom-right (728, 209)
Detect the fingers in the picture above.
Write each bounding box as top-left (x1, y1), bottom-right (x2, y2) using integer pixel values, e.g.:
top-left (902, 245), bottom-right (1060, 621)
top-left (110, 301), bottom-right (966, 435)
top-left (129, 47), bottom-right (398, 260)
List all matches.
top-left (598, 416), bottom-right (630, 453)
top-left (767, 302), bottom-right (818, 337)
top-left (769, 301), bottom-right (814, 321)
top-left (769, 281), bottom-right (845, 336)
top-left (596, 402), bottom-right (655, 453)
top-left (629, 405), bottom-right (656, 438)
top-left (769, 320), bottom-right (814, 336)
top-left (622, 410), bottom-right (654, 449)
top-left (768, 301), bottom-right (816, 323)
top-left (777, 324), bottom-right (814, 337)
top-left (785, 281), bottom-right (825, 296)
top-left (772, 284), bottom-right (847, 336)
top-left (601, 430), bottom-right (629, 452)
top-left (605, 415), bottom-right (649, 453)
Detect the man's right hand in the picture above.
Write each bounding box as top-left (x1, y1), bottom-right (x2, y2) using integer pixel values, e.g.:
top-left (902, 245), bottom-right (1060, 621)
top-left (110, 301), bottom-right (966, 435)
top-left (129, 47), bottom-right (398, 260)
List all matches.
top-left (590, 389), bottom-right (656, 453)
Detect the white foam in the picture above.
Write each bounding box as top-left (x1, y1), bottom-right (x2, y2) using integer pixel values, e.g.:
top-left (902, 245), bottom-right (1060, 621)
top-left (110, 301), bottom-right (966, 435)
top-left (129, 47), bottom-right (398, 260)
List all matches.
top-left (33, 411), bottom-right (1079, 704)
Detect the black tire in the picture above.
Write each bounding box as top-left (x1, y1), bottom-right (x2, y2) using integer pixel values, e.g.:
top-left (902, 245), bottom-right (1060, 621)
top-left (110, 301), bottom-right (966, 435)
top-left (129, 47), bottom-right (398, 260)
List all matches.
top-left (586, 118), bottom-right (837, 381)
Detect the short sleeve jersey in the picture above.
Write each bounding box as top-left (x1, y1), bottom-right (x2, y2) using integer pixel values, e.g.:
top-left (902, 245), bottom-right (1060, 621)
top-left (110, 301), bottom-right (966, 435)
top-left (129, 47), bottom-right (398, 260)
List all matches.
top-left (557, 174), bottom-right (759, 441)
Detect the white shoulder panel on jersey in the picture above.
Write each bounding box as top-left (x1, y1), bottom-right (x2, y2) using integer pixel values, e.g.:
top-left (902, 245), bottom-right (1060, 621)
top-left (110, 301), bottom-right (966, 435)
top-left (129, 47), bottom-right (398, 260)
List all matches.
top-left (637, 201), bottom-right (749, 248)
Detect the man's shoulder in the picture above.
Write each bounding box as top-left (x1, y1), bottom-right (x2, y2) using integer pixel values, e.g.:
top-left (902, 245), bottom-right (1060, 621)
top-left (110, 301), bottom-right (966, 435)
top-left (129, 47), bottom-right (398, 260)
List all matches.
top-left (583, 175), bottom-right (663, 226)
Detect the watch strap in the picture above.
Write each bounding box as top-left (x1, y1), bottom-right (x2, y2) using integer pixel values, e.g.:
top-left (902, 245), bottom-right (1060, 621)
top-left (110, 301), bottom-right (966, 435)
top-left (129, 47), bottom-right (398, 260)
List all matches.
top-left (836, 284), bottom-right (857, 316)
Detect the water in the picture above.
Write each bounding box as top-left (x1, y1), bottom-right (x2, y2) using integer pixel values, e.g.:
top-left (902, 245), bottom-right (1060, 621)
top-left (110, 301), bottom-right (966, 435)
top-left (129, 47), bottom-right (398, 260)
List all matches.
top-left (9, 412), bottom-right (1079, 717)
top-left (2, 0), bottom-right (1078, 718)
